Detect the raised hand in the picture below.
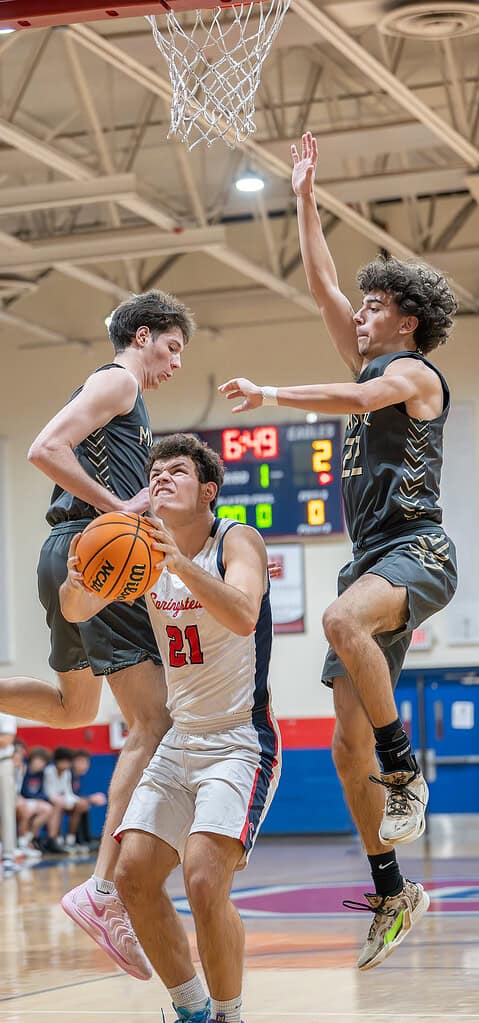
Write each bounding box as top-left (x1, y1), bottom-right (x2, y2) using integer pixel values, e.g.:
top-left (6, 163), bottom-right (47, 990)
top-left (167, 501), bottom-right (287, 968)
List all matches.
top-left (291, 131), bottom-right (318, 197)
top-left (218, 378), bottom-right (263, 414)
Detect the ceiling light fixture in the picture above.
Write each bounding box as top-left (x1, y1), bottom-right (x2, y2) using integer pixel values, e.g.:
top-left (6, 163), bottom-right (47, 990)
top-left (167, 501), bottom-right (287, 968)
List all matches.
top-left (235, 172), bottom-right (265, 194)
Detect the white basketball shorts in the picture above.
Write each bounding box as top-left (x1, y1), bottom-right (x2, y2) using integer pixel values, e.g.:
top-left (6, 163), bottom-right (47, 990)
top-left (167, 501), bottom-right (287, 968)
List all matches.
top-left (115, 719), bottom-right (281, 864)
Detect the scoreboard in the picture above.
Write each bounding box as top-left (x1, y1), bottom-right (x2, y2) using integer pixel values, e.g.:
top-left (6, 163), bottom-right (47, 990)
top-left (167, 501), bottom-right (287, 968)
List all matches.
top-left (154, 421), bottom-right (344, 539)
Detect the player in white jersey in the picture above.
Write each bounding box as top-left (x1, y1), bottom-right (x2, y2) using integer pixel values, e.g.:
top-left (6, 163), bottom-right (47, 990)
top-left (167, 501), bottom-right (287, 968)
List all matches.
top-left (59, 433), bottom-right (281, 1023)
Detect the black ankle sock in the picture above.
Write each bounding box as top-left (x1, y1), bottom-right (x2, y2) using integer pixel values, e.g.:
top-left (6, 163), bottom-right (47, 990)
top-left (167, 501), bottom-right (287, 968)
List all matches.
top-left (373, 717), bottom-right (417, 775)
top-left (368, 851), bottom-right (403, 898)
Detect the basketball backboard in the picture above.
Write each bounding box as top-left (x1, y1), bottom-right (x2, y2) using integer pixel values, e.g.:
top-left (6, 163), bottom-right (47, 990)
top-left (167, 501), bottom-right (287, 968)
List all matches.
top-left (0, 0), bottom-right (222, 31)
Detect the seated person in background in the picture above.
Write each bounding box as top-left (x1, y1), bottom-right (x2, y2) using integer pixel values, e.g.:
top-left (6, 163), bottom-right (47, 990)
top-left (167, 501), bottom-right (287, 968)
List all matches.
top-left (72, 749), bottom-right (107, 849)
top-left (13, 739), bottom-right (27, 794)
top-left (20, 746), bottom-right (51, 801)
top-left (19, 747), bottom-right (65, 855)
top-left (14, 745), bottom-right (53, 858)
top-left (43, 747), bottom-right (90, 854)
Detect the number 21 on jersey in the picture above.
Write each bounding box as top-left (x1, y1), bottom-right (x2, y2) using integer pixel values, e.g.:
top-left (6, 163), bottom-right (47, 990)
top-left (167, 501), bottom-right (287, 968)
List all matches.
top-left (167, 624), bottom-right (204, 666)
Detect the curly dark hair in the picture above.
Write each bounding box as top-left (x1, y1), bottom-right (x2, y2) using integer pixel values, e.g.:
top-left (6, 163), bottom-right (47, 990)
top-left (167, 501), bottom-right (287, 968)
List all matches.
top-left (146, 433), bottom-right (224, 511)
top-left (107, 289), bottom-right (195, 353)
top-left (356, 255), bottom-right (457, 355)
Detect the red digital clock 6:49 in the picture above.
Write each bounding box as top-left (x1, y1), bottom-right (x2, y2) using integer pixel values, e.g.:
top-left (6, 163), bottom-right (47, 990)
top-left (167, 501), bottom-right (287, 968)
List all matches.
top-left (222, 427), bottom-right (279, 461)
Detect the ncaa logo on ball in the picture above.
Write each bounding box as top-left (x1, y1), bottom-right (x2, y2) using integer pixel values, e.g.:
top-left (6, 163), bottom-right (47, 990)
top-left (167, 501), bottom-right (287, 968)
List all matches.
top-left (90, 559), bottom-right (115, 592)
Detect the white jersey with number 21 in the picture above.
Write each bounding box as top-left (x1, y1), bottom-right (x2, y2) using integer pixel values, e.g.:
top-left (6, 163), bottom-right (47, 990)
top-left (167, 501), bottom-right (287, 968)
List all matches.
top-left (145, 517), bottom-right (276, 735)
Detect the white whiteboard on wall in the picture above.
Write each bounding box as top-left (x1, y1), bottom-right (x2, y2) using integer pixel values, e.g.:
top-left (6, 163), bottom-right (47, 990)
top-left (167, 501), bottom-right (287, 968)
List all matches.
top-left (0, 439), bottom-right (9, 662)
top-left (442, 402), bottom-right (479, 644)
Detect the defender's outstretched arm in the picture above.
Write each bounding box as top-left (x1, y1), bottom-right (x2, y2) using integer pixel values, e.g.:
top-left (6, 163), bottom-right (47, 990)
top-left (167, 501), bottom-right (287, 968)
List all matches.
top-left (292, 132), bottom-right (360, 375)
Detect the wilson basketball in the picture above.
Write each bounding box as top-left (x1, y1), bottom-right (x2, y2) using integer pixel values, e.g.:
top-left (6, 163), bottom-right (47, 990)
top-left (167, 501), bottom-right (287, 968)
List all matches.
top-left (76, 512), bottom-right (163, 602)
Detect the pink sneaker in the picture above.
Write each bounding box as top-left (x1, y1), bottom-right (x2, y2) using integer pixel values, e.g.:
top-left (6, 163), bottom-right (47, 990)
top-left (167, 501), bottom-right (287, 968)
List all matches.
top-left (61, 879), bottom-right (152, 981)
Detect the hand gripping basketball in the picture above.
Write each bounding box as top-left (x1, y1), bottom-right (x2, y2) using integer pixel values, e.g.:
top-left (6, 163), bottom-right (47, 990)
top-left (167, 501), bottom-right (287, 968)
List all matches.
top-left (75, 512), bottom-right (164, 602)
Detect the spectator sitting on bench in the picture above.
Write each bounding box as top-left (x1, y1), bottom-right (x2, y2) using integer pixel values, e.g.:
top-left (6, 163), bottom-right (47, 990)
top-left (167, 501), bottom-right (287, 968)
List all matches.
top-left (72, 749), bottom-right (107, 850)
top-left (15, 745), bottom-right (56, 857)
top-left (43, 747), bottom-right (90, 854)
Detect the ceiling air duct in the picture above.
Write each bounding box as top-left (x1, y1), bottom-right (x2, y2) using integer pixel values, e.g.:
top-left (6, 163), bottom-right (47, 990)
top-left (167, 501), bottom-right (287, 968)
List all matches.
top-left (379, 0), bottom-right (479, 38)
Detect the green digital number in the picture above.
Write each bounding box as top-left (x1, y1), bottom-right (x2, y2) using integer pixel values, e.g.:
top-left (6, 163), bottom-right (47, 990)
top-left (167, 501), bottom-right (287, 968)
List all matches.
top-left (255, 503), bottom-right (273, 529)
top-left (217, 505), bottom-right (247, 523)
top-left (259, 463), bottom-right (270, 489)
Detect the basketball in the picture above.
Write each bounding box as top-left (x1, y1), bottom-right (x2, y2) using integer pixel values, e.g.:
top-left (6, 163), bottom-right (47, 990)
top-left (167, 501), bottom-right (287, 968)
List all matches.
top-left (75, 512), bottom-right (163, 602)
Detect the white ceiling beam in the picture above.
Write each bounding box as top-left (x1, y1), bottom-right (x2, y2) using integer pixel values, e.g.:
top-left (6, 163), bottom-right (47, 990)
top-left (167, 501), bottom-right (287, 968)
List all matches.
top-left (0, 226), bottom-right (226, 272)
top-left (290, 0), bottom-right (479, 169)
top-left (0, 173), bottom-right (141, 215)
top-left (326, 167), bottom-right (468, 203)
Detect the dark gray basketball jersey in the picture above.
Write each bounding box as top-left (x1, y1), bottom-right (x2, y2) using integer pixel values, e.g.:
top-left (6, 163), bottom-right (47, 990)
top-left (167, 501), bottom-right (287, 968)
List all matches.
top-left (342, 351), bottom-right (449, 545)
top-left (46, 364), bottom-right (152, 525)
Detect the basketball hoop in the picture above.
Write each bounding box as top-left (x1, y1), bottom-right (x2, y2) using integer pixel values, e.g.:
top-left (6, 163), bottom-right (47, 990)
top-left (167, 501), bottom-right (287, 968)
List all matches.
top-left (146, 0), bottom-right (291, 150)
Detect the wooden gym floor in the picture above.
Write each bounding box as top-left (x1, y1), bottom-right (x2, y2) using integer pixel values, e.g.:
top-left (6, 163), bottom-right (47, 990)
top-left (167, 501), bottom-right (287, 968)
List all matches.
top-left (1, 816), bottom-right (478, 1023)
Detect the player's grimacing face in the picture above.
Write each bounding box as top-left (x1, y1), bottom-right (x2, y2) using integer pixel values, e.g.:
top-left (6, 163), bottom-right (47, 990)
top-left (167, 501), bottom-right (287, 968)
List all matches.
top-left (149, 455), bottom-right (204, 518)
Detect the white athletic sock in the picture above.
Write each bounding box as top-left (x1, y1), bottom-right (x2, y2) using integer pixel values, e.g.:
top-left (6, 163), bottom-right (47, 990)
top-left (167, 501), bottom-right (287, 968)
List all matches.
top-left (210, 995), bottom-right (242, 1023)
top-left (169, 974), bottom-right (209, 1015)
top-left (65, 834), bottom-right (76, 847)
top-left (92, 874), bottom-right (116, 895)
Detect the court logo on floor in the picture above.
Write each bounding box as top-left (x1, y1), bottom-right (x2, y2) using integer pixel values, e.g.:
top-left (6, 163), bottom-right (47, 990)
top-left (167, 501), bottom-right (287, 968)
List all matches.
top-left (173, 880), bottom-right (479, 917)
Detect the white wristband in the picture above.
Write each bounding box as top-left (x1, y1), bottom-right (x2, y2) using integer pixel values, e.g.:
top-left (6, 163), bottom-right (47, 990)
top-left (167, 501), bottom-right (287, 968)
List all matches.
top-left (261, 386), bottom-right (278, 406)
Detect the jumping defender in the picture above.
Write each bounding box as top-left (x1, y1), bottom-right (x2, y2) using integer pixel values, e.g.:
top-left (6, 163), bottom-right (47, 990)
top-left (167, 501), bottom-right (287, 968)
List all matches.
top-left (218, 131), bottom-right (457, 971)
top-left (0, 291), bottom-right (194, 979)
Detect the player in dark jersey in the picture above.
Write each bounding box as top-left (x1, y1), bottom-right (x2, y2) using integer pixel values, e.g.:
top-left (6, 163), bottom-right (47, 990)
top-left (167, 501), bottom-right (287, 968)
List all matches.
top-left (218, 131), bottom-right (458, 972)
top-left (0, 289), bottom-right (195, 979)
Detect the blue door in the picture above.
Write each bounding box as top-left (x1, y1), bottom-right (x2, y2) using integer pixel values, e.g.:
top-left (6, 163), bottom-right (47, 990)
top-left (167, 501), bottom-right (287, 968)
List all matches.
top-left (397, 667), bottom-right (479, 813)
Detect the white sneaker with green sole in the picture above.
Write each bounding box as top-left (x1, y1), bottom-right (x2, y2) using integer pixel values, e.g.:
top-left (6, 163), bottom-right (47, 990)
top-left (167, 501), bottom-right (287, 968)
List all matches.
top-left (345, 879), bottom-right (430, 971)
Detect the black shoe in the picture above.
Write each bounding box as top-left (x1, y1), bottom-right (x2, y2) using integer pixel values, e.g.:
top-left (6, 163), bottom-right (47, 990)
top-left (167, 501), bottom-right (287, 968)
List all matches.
top-left (43, 837), bottom-right (65, 854)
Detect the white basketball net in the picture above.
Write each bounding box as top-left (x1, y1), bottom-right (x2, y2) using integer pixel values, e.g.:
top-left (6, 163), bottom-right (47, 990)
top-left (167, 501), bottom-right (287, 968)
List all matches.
top-left (146, 1), bottom-right (291, 150)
